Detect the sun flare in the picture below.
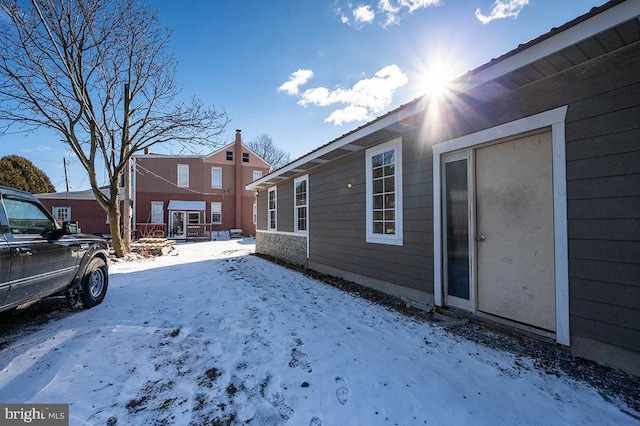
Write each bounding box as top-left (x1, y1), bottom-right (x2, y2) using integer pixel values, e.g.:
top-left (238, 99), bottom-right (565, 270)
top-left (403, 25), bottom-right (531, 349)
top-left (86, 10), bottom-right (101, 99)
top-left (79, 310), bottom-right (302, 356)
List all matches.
top-left (422, 66), bottom-right (453, 97)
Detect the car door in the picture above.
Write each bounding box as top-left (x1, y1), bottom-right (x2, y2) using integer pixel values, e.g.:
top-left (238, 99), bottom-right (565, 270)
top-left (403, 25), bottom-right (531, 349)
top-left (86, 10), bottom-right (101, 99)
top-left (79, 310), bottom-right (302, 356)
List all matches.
top-left (2, 196), bottom-right (76, 307)
top-left (0, 234), bottom-right (10, 306)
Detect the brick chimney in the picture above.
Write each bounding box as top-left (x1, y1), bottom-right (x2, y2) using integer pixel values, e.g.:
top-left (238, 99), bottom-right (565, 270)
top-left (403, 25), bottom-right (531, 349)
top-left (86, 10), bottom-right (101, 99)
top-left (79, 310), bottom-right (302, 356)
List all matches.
top-left (235, 129), bottom-right (242, 231)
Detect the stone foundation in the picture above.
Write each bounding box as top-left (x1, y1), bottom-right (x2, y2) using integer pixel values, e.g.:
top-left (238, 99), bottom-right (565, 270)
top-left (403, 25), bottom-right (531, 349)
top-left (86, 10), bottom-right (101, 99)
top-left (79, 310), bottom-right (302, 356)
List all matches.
top-left (255, 232), bottom-right (307, 267)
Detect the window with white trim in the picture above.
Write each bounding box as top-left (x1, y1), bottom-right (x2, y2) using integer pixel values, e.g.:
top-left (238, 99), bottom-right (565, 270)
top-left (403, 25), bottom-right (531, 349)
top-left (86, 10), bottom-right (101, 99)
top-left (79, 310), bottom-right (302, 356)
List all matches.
top-left (268, 187), bottom-right (277, 230)
top-left (52, 206), bottom-right (71, 222)
top-left (366, 138), bottom-right (403, 245)
top-left (252, 170), bottom-right (263, 181)
top-left (151, 202), bottom-right (164, 224)
top-left (211, 167), bottom-right (222, 188)
top-left (294, 175), bottom-right (308, 233)
top-left (252, 202), bottom-right (257, 224)
top-left (211, 202), bottom-right (222, 224)
top-left (177, 164), bottom-right (189, 188)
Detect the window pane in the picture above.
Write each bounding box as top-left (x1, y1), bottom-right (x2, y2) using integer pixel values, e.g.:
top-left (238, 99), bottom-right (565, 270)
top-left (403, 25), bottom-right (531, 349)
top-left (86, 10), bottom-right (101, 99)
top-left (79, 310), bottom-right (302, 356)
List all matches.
top-left (372, 153), bottom-right (383, 168)
top-left (383, 165), bottom-right (394, 177)
top-left (373, 178), bottom-right (383, 194)
top-left (385, 222), bottom-right (395, 235)
top-left (385, 193), bottom-right (395, 208)
top-left (383, 150), bottom-right (394, 165)
top-left (445, 159), bottom-right (470, 300)
top-left (373, 195), bottom-right (383, 209)
top-left (373, 222), bottom-right (383, 234)
top-left (5, 198), bottom-right (54, 234)
top-left (384, 176), bottom-right (394, 192)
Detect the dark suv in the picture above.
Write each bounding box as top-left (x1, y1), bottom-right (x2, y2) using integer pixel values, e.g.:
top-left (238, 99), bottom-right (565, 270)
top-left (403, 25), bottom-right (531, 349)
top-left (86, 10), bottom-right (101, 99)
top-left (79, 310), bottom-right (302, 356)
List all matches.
top-left (0, 185), bottom-right (109, 313)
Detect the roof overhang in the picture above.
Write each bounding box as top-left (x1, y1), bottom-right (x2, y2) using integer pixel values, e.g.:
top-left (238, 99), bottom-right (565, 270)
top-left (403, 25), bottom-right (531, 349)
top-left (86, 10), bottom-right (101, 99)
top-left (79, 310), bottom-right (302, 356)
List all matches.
top-left (167, 200), bottom-right (206, 211)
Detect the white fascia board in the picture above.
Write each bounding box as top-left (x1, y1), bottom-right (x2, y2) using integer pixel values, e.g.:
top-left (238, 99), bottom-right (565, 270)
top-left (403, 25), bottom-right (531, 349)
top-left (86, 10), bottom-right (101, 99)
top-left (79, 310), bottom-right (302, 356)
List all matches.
top-left (246, 100), bottom-right (426, 191)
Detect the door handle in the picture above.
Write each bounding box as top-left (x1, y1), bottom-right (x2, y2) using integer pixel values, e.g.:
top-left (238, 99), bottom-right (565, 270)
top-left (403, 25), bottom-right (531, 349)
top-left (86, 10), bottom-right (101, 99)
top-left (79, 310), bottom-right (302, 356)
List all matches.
top-left (15, 247), bottom-right (32, 256)
top-left (476, 234), bottom-right (486, 242)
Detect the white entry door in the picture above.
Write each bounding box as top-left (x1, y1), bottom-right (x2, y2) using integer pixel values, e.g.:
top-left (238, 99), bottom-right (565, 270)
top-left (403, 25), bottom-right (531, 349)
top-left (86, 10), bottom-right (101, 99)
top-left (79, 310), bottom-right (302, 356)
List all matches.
top-left (170, 211), bottom-right (186, 239)
top-left (475, 133), bottom-right (556, 331)
top-left (442, 132), bottom-right (556, 332)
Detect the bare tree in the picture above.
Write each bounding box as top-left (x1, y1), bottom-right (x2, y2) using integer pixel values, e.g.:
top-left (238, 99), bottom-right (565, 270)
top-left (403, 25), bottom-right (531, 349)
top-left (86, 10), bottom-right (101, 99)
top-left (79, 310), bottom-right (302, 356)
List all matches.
top-left (0, 0), bottom-right (228, 257)
top-left (247, 133), bottom-right (291, 171)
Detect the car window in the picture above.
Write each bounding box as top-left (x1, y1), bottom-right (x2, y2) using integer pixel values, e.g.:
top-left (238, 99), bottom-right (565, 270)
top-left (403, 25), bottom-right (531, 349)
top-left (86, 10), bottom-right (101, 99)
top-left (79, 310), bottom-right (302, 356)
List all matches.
top-left (3, 197), bottom-right (56, 235)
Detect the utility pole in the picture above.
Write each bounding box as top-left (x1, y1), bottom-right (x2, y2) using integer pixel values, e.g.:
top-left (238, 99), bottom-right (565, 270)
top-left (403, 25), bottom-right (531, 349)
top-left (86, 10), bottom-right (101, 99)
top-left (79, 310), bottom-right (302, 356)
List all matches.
top-left (63, 157), bottom-right (69, 192)
top-left (123, 83), bottom-right (132, 251)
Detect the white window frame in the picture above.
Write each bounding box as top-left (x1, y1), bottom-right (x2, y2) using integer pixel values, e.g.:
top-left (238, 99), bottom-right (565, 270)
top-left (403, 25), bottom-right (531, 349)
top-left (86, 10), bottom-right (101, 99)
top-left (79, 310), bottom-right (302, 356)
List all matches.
top-left (211, 202), bottom-right (222, 224)
top-left (252, 170), bottom-right (263, 181)
top-left (268, 187), bottom-right (277, 230)
top-left (151, 202), bottom-right (164, 224)
top-left (177, 164), bottom-right (189, 188)
top-left (294, 175), bottom-right (308, 234)
top-left (365, 137), bottom-right (403, 246)
top-left (52, 206), bottom-right (71, 223)
top-left (252, 202), bottom-right (257, 225)
top-left (211, 167), bottom-right (222, 188)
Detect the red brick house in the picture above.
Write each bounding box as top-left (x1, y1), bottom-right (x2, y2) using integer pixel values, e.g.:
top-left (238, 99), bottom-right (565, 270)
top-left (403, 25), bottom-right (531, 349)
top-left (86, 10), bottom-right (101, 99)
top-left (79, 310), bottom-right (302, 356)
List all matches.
top-left (37, 187), bottom-right (123, 237)
top-left (133, 130), bottom-right (270, 239)
top-left (37, 129), bottom-right (269, 240)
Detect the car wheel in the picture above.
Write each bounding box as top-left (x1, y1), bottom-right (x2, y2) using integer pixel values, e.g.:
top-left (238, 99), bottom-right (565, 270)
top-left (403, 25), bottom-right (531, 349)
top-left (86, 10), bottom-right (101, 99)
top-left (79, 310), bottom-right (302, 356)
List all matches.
top-left (67, 257), bottom-right (108, 309)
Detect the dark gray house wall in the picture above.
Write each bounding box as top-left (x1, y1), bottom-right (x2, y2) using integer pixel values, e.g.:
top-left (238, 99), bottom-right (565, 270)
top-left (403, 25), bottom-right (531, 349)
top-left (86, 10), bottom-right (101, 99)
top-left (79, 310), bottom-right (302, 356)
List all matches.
top-left (308, 130), bottom-right (433, 299)
top-left (248, 2), bottom-right (640, 376)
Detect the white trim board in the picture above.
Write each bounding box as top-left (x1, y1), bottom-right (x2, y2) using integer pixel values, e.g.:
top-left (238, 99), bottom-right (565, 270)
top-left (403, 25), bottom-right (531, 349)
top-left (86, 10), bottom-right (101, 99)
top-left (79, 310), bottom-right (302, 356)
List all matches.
top-left (432, 106), bottom-right (569, 346)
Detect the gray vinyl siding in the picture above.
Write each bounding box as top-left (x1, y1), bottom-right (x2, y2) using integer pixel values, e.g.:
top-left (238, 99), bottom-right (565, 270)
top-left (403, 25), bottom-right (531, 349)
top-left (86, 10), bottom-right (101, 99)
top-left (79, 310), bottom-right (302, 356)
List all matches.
top-left (277, 182), bottom-right (294, 232)
top-left (308, 130), bottom-right (433, 293)
top-left (563, 46), bottom-right (640, 353)
top-left (256, 191), bottom-right (268, 231)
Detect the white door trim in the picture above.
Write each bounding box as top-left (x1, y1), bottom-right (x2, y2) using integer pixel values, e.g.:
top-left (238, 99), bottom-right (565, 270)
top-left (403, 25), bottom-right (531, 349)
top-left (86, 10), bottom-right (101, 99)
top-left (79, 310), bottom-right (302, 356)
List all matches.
top-left (432, 106), bottom-right (569, 345)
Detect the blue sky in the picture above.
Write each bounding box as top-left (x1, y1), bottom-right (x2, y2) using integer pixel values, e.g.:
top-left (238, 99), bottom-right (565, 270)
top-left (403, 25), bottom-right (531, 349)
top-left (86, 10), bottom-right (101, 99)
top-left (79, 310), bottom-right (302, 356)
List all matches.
top-left (0, 0), bottom-right (608, 191)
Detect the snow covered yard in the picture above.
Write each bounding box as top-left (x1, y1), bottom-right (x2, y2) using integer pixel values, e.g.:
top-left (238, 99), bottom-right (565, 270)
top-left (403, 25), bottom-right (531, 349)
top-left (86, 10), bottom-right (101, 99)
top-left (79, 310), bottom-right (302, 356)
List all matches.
top-left (0, 239), bottom-right (637, 425)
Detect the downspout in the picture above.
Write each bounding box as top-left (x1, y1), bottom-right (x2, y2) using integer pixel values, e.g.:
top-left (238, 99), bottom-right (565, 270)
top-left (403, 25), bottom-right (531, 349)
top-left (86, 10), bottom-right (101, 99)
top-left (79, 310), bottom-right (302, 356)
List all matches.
top-left (235, 129), bottom-right (242, 232)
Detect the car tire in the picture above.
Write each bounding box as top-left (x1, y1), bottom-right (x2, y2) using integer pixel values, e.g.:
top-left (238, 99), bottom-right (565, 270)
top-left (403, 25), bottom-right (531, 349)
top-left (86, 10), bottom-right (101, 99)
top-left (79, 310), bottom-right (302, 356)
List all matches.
top-left (67, 257), bottom-right (108, 309)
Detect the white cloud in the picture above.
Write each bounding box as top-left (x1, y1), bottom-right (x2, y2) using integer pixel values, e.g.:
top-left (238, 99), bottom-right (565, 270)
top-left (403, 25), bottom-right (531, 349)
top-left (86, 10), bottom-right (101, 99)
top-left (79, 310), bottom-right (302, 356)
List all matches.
top-left (325, 105), bottom-right (371, 126)
top-left (475, 0), bottom-right (529, 24)
top-left (277, 69), bottom-right (314, 95)
top-left (338, 0), bottom-right (440, 27)
top-left (294, 64), bottom-right (408, 125)
top-left (353, 5), bottom-right (375, 25)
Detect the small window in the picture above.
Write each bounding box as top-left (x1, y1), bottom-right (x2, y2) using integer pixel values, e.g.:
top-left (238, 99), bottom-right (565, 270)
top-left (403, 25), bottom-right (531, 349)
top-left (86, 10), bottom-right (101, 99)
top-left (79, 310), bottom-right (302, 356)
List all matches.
top-left (268, 187), bottom-right (277, 230)
top-left (366, 138), bottom-right (403, 246)
top-left (211, 202), bottom-right (222, 224)
top-left (242, 153), bottom-right (249, 163)
top-left (53, 206), bottom-right (71, 222)
top-left (294, 176), bottom-right (308, 233)
top-left (188, 212), bottom-right (200, 224)
top-left (4, 197), bottom-right (55, 235)
top-left (252, 171), bottom-right (262, 181)
top-left (211, 167), bottom-right (222, 188)
top-left (226, 151), bottom-right (233, 161)
top-left (252, 202), bottom-right (257, 225)
top-left (177, 164), bottom-right (189, 188)
top-left (151, 202), bottom-right (164, 224)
